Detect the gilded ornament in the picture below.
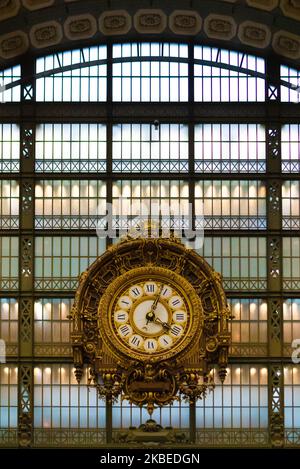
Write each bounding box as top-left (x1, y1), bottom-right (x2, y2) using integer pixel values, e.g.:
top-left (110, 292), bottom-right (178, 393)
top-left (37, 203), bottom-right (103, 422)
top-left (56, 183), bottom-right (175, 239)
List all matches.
top-left (71, 236), bottom-right (230, 416)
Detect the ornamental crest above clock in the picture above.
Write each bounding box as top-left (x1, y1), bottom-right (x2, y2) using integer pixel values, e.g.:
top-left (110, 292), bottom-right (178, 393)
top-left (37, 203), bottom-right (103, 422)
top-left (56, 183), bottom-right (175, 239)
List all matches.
top-left (71, 233), bottom-right (231, 414)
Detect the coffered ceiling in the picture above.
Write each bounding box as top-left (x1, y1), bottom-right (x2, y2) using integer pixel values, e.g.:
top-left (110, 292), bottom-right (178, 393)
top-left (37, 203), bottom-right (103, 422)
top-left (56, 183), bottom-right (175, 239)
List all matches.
top-left (0, 0), bottom-right (300, 67)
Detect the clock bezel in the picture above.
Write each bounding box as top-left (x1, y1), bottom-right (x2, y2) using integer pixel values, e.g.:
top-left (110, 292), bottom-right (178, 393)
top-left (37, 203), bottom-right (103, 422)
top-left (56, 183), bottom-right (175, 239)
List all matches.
top-left (98, 265), bottom-right (204, 364)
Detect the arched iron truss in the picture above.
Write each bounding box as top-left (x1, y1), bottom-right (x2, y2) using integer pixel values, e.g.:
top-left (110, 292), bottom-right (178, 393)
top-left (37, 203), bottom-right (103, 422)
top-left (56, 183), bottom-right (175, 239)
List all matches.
top-left (0, 37), bottom-right (299, 449)
top-left (1, 49), bottom-right (298, 93)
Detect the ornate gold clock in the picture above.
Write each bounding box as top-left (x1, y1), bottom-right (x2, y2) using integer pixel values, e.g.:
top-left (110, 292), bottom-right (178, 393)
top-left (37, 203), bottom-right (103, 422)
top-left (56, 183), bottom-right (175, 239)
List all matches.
top-left (70, 235), bottom-right (231, 416)
top-left (99, 266), bottom-right (203, 364)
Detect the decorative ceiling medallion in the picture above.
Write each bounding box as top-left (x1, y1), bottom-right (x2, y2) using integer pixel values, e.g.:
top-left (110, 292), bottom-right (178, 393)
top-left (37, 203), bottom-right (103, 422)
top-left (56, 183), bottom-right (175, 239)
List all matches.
top-left (0, 29), bottom-right (28, 59)
top-left (204, 14), bottom-right (237, 40)
top-left (22, 0), bottom-right (54, 10)
top-left (238, 21), bottom-right (272, 48)
top-left (30, 21), bottom-right (63, 48)
top-left (247, 0), bottom-right (279, 11)
top-left (134, 9), bottom-right (167, 34)
top-left (64, 14), bottom-right (97, 40)
top-left (169, 10), bottom-right (202, 35)
top-left (99, 10), bottom-right (131, 36)
top-left (273, 29), bottom-right (300, 59)
top-left (280, 0), bottom-right (300, 20)
top-left (0, 0), bottom-right (20, 21)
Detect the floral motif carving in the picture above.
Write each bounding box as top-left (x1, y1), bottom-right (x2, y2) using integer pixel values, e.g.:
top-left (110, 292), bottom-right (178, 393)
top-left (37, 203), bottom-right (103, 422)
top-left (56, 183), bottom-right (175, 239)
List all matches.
top-left (238, 21), bottom-right (271, 48)
top-left (169, 10), bottom-right (202, 35)
top-left (30, 21), bottom-right (63, 48)
top-left (134, 9), bottom-right (167, 34)
top-left (0, 30), bottom-right (28, 59)
top-left (204, 14), bottom-right (237, 40)
top-left (64, 14), bottom-right (97, 40)
top-left (99, 10), bottom-right (131, 35)
top-left (273, 30), bottom-right (300, 59)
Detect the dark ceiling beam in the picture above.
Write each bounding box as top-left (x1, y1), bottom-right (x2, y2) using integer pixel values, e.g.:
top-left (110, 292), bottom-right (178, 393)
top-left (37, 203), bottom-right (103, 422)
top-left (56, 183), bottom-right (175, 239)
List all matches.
top-left (1, 102), bottom-right (300, 121)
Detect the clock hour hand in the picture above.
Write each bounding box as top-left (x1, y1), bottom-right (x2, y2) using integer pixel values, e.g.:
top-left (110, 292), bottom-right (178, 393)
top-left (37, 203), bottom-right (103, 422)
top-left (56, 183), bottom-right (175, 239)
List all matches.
top-left (154, 317), bottom-right (171, 331)
top-left (146, 283), bottom-right (164, 324)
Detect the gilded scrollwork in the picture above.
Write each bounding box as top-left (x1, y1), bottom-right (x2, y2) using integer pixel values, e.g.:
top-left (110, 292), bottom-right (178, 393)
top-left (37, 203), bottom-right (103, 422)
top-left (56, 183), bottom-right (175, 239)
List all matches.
top-left (71, 236), bottom-right (230, 415)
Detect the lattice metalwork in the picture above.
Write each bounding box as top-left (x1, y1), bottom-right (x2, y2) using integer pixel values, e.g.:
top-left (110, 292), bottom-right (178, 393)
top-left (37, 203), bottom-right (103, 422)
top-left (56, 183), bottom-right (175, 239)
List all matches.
top-left (0, 124), bottom-right (20, 173)
top-left (21, 127), bottom-right (34, 161)
top-left (112, 180), bottom-right (190, 231)
top-left (21, 237), bottom-right (33, 287)
top-left (35, 123), bottom-right (107, 173)
top-left (19, 299), bottom-right (33, 349)
top-left (34, 299), bottom-right (72, 357)
top-left (36, 46), bottom-right (107, 102)
top-left (229, 299), bottom-right (267, 356)
top-left (33, 428), bottom-right (106, 447)
top-left (33, 366), bottom-right (106, 429)
top-left (268, 237), bottom-right (281, 282)
top-left (268, 299), bottom-right (282, 359)
top-left (194, 124), bottom-right (266, 173)
top-left (0, 66), bottom-right (21, 102)
top-left (284, 366), bottom-right (300, 447)
top-left (112, 123), bottom-right (189, 173)
top-left (35, 180), bottom-right (107, 230)
top-left (112, 43), bottom-right (188, 102)
top-left (281, 65), bottom-right (300, 103)
top-left (0, 40), bottom-right (299, 447)
top-left (283, 237), bottom-right (300, 290)
top-left (198, 237), bottom-right (267, 291)
top-left (282, 181), bottom-right (300, 230)
top-left (196, 366), bottom-right (268, 429)
top-left (283, 299), bottom-right (300, 357)
top-left (267, 127), bottom-right (280, 161)
top-left (0, 299), bottom-right (18, 355)
top-left (112, 393), bottom-right (189, 429)
top-left (194, 46), bottom-right (265, 102)
top-left (269, 365), bottom-right (284, 447)
top-left (0, 180), bottom-right (19, 229)
top-left (195, 180), bottom-right (266, 230)
top-left (0, 237), bottom-right (18, 290)
top-left (282, 125), bottom-right (300, 173)
top-left (18, 365), bottom-right (32, 447)
top-left (195, 428), bottom-right (269, 447)
top-left (34, 237), bottom-right (106, 290)
top-left (0, 366), bottom-right (18, 433)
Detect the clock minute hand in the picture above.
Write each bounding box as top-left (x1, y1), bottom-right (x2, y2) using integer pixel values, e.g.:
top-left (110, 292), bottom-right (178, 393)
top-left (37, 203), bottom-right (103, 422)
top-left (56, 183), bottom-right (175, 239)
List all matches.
top-left (146, 283), bottom-right (164, 324)
top-left (150, 283), bottom-right (163, 314)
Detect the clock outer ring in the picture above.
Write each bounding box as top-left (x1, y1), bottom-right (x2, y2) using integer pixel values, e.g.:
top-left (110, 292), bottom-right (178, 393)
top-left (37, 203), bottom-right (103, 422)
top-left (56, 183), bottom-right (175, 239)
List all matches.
top-left (98, 266), bottom-right (204, 364)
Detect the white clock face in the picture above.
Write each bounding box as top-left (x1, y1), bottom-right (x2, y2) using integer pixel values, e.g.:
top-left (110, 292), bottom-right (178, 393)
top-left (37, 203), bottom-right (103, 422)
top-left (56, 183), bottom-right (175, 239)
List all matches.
top-left (112, 280), bottom-right (189, 354)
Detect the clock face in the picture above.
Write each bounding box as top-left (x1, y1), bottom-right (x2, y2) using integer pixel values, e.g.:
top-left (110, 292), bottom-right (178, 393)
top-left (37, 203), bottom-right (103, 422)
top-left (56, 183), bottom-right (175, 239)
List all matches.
top-left (113, 280), bottom-right (188, 354)
top-left (98, 266), bottom-right (203, 363)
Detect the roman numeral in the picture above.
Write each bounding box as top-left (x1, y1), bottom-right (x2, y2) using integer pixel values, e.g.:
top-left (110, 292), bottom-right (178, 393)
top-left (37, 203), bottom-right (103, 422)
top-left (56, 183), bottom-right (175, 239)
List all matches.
top-left (163, 337), bottom-right (169, 345)
top-left (147, 341), bottom-right (155, 349)
top-left (171, 299), bottom-right (180, 306)
top-left (162, 288), bottom-right (169, 296)
top-left (171, 325), bottom-right (181, 336)
top-left (175, 313), bottom-right (185, 321)
top-left (117, 313), bottom-right (126, 321)
top-left (120, 325), bottom-right (130, 336)
top-left (131, 288), bottom-right (140, 296)
top-left (146, 284), bottom-right (155, 293)
top-left (121, 299), bottom-right (130, 305)
top-left (131, 336), bottom-right (140, 346)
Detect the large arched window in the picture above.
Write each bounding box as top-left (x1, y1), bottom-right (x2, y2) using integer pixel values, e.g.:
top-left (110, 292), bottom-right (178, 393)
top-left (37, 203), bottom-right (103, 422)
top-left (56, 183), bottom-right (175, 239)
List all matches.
top-left (0, 41), bottom-right (299, 448)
